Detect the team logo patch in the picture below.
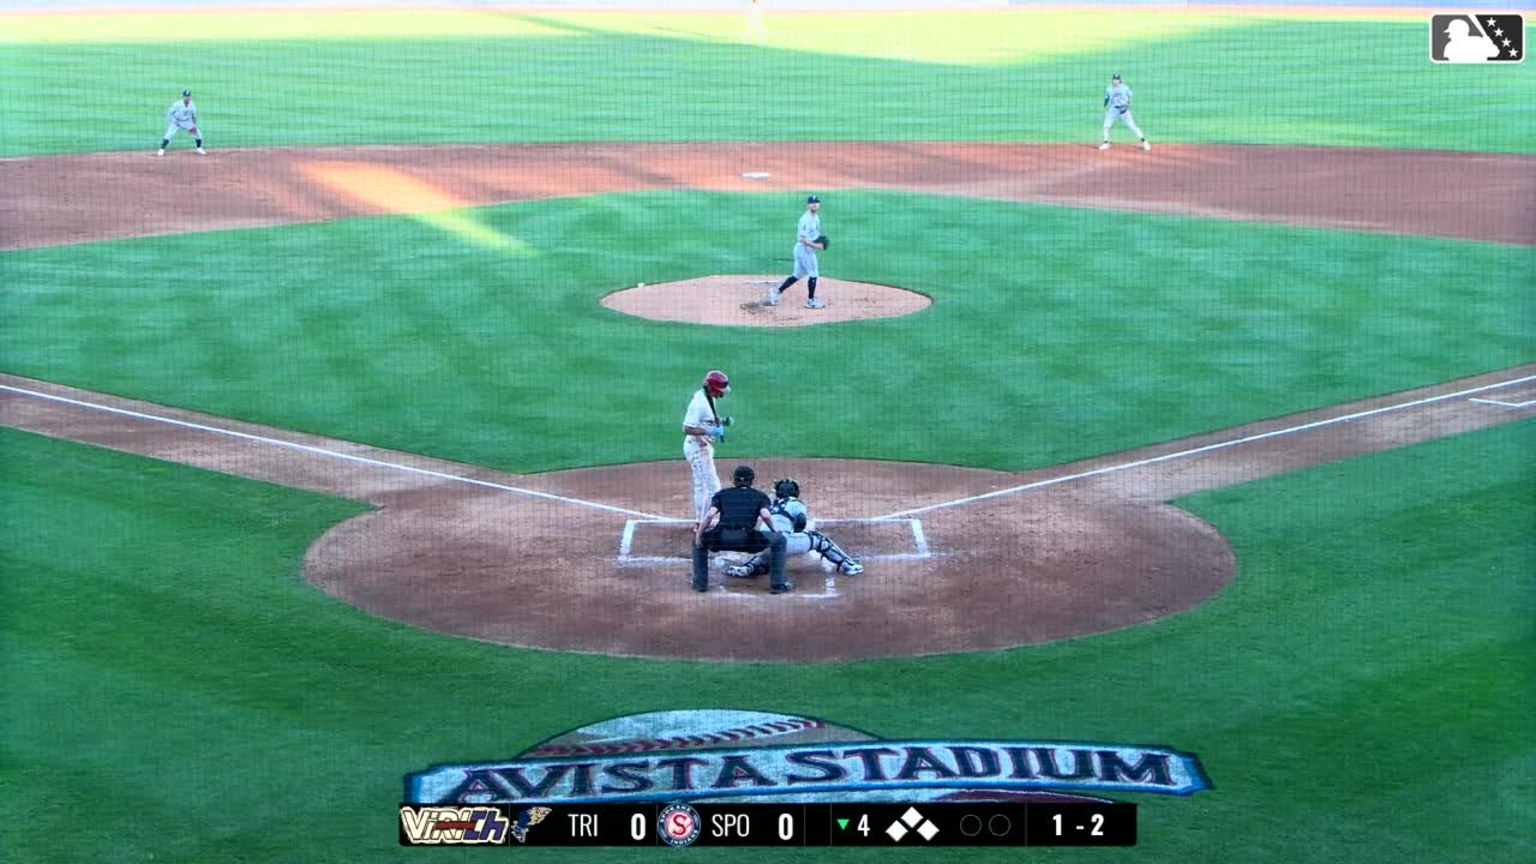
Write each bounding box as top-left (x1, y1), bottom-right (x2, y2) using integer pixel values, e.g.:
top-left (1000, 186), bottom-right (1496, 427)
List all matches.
top-left (1430, 14), bottom-right (1523, 63)
top-left (403, 709), bottom-right (1211, 806)
top-left (657, 803), bottom-right (702, 847)
top-left (511, 806), bottom-right (553, 844)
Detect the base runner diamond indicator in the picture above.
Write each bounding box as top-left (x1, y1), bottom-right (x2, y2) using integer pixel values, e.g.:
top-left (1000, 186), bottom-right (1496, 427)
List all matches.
top-left (883, 807), bottom-right (939, 842)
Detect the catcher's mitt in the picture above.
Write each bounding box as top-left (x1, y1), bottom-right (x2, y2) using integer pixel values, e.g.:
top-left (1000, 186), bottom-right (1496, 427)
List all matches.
top-left (815, 234), bottom-right (829, 249)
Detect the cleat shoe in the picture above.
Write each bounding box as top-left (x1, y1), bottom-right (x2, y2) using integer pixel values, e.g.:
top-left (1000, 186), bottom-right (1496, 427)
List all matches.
top-left (1098, 142), bottom-right (1110, 151)
top-left (770, 583), bottom-right (794, 595)
top-left (805, 299), bottom-right (825, 309)
top-left (1140, 139), bottom-right (1150, 152)
top-left (840, 561), bottom-right (863, 576)
top-left (726, 564), bottom-right (758, 579)
top-left (156, 149), bottom-right (165, 156)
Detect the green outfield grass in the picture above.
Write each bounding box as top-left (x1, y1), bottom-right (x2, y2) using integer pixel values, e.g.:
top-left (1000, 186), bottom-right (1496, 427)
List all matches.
top-left (1, 11), bottom-right (1530, 155)
top-left (3, 416), bottom-right (1530, 863)
top-left (3, 192), bottom-right (1530, 473)
top-left (3, 7), bottom-right (1530, 864)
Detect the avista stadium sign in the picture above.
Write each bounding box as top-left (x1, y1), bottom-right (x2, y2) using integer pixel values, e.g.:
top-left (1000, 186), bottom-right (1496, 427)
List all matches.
top-left (405, 710), bottom-right (1211, 805)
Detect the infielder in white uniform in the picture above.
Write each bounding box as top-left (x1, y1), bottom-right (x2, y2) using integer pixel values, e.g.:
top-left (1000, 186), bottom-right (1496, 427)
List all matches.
top-left (726, 478), bottom-right (863, 577)
top-left (1099, 75), bottom-right (1149, 152)
top-left (682, 370), bottom-right (732, 524)
top-left (768, 195), bottom-right (826, 309)
top-left (158, 89), bottom-right (206, 156)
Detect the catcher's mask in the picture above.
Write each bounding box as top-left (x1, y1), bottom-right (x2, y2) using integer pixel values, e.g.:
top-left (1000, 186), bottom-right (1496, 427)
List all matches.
top-left (774, 478), bottom-right (800, 500)
top-left (704, 370), bottom-right (730, 397)
top-left (732, 465), bottom-right (756, 488)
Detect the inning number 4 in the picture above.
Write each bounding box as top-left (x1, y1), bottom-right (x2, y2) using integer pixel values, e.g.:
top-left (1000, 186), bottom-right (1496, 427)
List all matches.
top-left (1053, 813), bottom-right (1106, 836)
top-left (858, 814), bottom-right (870, 836)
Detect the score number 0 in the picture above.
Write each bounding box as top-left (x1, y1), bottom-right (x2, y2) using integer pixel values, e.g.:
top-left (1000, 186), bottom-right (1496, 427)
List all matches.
top-left (631, 811), bottom-right (797, 841)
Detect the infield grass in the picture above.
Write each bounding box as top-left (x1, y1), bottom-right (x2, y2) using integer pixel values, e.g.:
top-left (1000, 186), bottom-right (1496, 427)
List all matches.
top-left (4, 192), bottom-right (1530, 474)
top-left (3, 415), bottom-right (1529, 862)
top-left (1, 11), bottom-right (1530, 155)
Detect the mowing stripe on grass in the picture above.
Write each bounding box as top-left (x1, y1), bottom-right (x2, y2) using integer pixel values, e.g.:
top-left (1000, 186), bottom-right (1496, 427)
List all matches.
top-left (0, 382), bottom-right (665, 520)
top-left (882, 373), bottom-right (1536, 519)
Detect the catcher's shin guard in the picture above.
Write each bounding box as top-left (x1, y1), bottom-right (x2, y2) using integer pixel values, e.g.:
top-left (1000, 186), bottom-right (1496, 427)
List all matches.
top-left (807, 531), bottom-right (854, 567)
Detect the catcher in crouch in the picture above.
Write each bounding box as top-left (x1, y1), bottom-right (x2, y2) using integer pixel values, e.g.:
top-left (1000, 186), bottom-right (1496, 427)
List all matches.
top-left (727, 478), bottom-right (863, 579)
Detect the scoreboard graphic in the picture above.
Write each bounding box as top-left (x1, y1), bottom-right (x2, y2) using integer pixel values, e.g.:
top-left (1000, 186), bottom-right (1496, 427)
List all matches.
top-left (399, 802), bottom-right (1137, 848)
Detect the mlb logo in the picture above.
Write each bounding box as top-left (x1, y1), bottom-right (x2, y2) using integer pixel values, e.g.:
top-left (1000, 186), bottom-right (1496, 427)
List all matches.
top-left (1430, 13), bottom-right (1524, 62)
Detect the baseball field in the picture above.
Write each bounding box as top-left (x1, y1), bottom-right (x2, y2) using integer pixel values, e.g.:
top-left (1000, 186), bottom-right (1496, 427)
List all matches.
top-left (2, 2), bottom-right (1532, 862)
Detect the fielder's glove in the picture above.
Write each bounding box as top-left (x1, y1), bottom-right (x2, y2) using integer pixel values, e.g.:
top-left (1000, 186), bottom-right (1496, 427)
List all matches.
top-left (1117, 106), bottom-right (1128, 114)
top-left (815, 234), bottom-right (829, 249)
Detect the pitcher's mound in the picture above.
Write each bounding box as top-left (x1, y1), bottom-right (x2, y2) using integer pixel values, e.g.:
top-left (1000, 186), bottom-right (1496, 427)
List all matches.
top-left (601, 275), bottom-right (930, 326)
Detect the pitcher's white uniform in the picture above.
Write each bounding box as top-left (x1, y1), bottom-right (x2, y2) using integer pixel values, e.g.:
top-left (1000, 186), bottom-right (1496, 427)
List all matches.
top-left (682, 388), bottom-right (723, 523)
top-left (792, 208), bottom-right (821, 279)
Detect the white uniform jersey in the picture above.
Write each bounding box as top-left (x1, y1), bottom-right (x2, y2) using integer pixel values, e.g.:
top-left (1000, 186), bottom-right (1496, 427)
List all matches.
top-left (1104, 84), bottom-right (1132, 111)
top-left (792, 210), bottom-right (822, 279)
top-left (797, 211), bottom-right (821, 245)
top-left (682, 388), bottom-right (718, 435)
top-left (167, 100), bottom-right (198, 130)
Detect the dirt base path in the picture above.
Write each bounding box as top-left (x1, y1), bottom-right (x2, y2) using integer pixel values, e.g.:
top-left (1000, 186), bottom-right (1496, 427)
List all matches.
top-left (4, 143), bottom-right (1533, 251)
top-left (4, 140), bottom-right (1532, 660)
top-left (4, 367), bottom-right (1530, 660)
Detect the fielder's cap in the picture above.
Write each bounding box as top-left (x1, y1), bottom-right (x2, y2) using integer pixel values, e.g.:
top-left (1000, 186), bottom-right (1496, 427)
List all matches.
top-left (807, 194), bottom-right (820, 203)
top-left (182, 89), bottom-right (192, 96)
top-left (1111, 74), bottom-right (1122, 81)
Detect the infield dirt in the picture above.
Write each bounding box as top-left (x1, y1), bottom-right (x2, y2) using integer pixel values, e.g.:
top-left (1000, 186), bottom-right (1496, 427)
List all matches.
top-left (3, 142), bottom-right (1531, 660)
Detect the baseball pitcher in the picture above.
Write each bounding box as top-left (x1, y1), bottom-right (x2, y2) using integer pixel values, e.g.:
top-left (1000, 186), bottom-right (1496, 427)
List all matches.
top-left (1100, 74), bottom-right (1149, 152)
top-left (768, 195), bottom-right (826, 308)
top-left (159, 89), bottom-right (206, 156)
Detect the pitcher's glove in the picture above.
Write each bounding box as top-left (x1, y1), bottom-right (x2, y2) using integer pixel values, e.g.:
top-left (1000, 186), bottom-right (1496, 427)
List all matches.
top-left (815, 234), bottom-right (829, 249)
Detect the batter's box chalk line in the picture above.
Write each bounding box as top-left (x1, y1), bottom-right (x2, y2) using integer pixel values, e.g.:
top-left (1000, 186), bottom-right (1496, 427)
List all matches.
top-left (615, 517), bottom-right (931, 565)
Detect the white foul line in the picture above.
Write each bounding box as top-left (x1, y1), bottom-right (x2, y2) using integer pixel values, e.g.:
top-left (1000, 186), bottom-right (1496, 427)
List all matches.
top-left (1470, 397), bottom-right (1536, 409)
top-left (880, 374), bottom-right (1536, 520)
top-left (0, 383), bottom-right (667, 520)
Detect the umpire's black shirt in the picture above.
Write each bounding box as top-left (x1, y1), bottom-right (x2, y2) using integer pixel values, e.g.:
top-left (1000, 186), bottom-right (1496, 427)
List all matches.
top-left (711, 486), bottom-right (770, 529)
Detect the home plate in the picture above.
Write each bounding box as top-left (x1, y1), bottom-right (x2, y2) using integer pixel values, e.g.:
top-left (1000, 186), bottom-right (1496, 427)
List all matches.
top-left (742, 172), bottom-right (771, 179)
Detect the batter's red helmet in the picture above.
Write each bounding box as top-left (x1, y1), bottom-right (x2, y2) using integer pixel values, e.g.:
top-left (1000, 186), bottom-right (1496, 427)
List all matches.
top-left (703, 370), bottom-right (730, 397)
